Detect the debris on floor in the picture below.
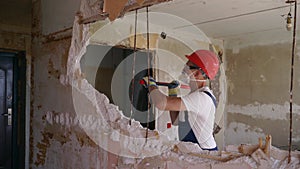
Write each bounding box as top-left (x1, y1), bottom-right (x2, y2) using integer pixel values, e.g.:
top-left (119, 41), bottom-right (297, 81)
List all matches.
top-left (116, 135), bottom-right (300, 169)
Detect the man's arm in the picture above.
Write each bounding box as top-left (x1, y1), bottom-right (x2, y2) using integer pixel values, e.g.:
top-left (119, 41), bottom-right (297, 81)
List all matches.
top-left (169, 111), bottom-right (179, 125)
top-left (148, 86), bottom-right (187, 111)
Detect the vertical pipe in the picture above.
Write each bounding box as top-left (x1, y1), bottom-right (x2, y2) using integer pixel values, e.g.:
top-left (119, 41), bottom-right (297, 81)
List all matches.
top-left (146, 6), bottom-right (150, 141)
top-left (129, 9), bottom-right (138, 125)
top-left (288, 0), bottom-right (297, 164)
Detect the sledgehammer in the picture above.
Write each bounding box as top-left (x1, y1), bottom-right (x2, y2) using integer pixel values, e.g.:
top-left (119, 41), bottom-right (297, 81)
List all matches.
top-left (139, 80), bottom-right (190, 89)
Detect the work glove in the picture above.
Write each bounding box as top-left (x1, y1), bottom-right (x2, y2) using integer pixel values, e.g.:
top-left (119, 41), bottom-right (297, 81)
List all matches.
top-left (141, 76), bottom-right (158, 88)
top-left (168, 80), bottom-right (180, 96)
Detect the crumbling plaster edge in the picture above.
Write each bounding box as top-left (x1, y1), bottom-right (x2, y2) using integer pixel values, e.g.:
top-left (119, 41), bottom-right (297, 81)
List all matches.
top-left (57, 1), bottom-right (300, 168)
top-left (63, 2), bottom-right (237, 160)
top-left (64, 13), bottom-right (183, 158)
top-left (63, 2), bottom-right (231, 158)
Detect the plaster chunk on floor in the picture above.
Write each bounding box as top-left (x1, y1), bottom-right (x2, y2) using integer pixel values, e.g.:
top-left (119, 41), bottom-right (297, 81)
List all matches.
top-left (135, 156), bottom-right (166, 169)
top-left (251, 148), bottom-right (272, 168)
top-left (175, 141), bottom-right (204, 154)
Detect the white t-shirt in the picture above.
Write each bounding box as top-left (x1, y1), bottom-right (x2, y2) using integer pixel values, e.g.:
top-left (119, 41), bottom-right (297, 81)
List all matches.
top-left (181, 86), bottom-right (216, 149)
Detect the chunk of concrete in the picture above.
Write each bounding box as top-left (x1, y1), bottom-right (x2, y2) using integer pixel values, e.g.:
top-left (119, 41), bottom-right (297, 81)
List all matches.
top-left (251, 148), bottom-right (272, 169)
top-left (212, 163), bottom-right (252, 169)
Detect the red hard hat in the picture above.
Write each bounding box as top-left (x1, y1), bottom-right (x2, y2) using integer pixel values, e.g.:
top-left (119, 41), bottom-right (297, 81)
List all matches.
top-left (186, 50), bottom-right (219, 80)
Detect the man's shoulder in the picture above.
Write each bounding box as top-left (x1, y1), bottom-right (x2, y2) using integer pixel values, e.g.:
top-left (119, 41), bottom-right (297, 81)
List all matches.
top-left (196, 87), bottom-right (212, 94)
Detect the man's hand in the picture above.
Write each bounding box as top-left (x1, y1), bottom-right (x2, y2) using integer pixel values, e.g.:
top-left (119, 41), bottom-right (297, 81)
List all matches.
top-left (168, 80), bottom-right (180, 125)
top-left (141, 76), bottom-right (158, 88)
top-left (168, 80), bottom-right (180, 96)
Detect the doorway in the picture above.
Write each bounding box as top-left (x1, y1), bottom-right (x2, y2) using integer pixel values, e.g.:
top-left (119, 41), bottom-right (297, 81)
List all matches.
top-left (81, 45), bottom-right (156, 130)
top-left (0, 51), bottom-right (26, 169)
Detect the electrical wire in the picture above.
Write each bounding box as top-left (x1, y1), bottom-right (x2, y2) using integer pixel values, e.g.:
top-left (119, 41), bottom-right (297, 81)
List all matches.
top-left (174, 3), bottom-right (300, 29)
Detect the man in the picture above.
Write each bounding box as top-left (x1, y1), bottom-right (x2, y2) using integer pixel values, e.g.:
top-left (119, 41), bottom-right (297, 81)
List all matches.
top-left (143, 49), bottom-right (219, 151)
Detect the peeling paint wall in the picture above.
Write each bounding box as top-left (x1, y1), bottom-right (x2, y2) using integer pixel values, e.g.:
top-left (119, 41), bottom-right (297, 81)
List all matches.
top-left (31, 0), bottom-right (113, 168)
top-left (225, 39), bottom-right (300, 149)
top-left (29, 0), bottom-right (300, 168)
top-left (31, 0), bottom-right (228, 167)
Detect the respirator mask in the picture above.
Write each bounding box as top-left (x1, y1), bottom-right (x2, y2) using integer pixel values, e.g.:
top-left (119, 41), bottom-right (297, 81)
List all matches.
top-left (178, 67), bottom-right (207, 85)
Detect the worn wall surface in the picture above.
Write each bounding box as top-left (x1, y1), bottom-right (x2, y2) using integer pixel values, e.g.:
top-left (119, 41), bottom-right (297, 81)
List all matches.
top-left (29, 0), bottom-right (300, 168)
top-left (41, 0), bottom-right (81, 35)
top-left (225, 35), bottom-right (300, 150)
top-left (30, 1), bottom-right (115, 168)
top-left (30, 0), bottom-right (231, 168)
top-left (0, 0), bottom-right (32, 168)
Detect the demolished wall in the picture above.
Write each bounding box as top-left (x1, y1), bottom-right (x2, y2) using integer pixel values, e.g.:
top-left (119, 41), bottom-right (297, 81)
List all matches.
top-left (30, 0), bottom-right (300, 168)
top-left (65, 2), bottom-right (300, 168)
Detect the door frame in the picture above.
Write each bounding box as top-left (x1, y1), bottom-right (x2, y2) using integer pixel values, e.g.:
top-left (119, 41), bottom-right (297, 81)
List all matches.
top-left (0, 50), bottom-right (26, 169)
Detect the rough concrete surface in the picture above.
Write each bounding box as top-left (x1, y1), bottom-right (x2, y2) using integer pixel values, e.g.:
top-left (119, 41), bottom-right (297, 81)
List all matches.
top-left (27, 0), bottom-right (300, 168)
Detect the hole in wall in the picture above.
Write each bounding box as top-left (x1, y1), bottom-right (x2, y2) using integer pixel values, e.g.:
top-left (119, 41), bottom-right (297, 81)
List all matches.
top-left (70, 11), bottom-right (227, 157)
top-left (80, 44), bottom-right (156, 129)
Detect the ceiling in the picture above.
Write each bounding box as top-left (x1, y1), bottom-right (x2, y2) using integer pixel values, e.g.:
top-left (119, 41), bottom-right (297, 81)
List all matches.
top-left (147, 0), bottom-right (299, 42)
top-left (0, 0), bottom-right (298, 43)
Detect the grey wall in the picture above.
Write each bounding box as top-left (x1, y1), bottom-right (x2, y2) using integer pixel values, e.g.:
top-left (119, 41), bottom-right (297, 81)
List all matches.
top-left (225, 36), bottom-right (300, 149)
top-left (41, 0), bottom-right (81, 34)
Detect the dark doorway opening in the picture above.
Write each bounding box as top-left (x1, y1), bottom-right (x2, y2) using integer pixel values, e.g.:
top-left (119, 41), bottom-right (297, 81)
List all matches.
top-left (81, 45), bottom-right (156, 130)
top-left (0, 51), bottom-right (26, 169)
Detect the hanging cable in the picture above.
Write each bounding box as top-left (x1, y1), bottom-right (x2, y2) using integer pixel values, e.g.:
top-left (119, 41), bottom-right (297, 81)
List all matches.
top-left (129, 9), bottom-right (138, 125)
top-left (288, 0), bottom-right (297, 164)
top-left (146, 6), bottom-right (150, 141)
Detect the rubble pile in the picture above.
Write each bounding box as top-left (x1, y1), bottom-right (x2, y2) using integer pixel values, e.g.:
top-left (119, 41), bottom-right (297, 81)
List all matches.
top-left (118, 136), bottom-right (300, 169)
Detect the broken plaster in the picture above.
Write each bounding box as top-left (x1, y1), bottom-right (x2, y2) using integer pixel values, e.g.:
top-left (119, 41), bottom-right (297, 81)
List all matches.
top-left (66, 4), bottom-right (220, 158)
top-left (60, 0), bottom-right (300, 168)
